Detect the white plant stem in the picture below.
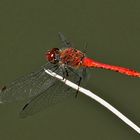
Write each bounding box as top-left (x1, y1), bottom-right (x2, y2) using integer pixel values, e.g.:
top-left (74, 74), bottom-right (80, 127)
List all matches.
top-left (44, 69), bottom-right (140, 134)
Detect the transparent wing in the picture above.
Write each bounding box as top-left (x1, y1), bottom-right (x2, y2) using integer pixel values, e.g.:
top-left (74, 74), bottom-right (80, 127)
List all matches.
top-left (0, 63), bottom-right (58, 103)
top-left (58, 32), bottom-right (71, 48)
top-left (19, 67), bottom-right (86, 118)
top-left (19, 80), bottom-right (75, 118)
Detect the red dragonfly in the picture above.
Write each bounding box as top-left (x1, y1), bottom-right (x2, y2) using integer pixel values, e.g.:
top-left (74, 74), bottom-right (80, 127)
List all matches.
top-left (0, 32), bottom-right (139, 118)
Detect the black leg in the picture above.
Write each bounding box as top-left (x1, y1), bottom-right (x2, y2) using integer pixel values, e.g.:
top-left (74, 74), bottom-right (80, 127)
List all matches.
top-left (75, 77), bottom-right (82, 98)
top-left (67, 67), bottom-right (84, 98)
top-left (60, 66), bottom-right (68, 80)
top-left (65, 67), bottom-right (69, 77)
top-left (49, 64), bottom-right (58, 71)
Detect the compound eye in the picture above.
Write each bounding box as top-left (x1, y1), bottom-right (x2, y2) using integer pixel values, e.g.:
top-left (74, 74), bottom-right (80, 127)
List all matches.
top-left (46, 51), bottom-right (55, 62)
top-left (45, 48), bottom-right (60, 63)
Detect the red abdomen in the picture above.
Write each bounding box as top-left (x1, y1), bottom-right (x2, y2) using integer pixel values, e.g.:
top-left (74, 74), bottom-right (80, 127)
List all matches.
top-left (82, 57), bottom-right (140, 77)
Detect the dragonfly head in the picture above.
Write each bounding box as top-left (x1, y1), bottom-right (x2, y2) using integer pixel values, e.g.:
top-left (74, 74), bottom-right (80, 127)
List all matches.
top-left (45, 48), bottom-right (60, 64)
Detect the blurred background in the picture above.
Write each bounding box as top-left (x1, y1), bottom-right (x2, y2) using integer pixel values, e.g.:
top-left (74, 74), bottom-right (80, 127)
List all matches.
top-left (0, 0), bottom-right (140, 139)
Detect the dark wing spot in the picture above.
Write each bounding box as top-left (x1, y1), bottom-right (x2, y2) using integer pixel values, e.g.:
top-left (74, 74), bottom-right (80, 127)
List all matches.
top-left (22, 103), bottom-right (29, 111)
top-left (0, 85), bottom-right (6, 92)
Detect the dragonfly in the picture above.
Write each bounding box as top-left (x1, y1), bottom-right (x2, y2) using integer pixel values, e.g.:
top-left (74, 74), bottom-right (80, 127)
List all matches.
top-left (0, 32), bottom-right (140, 118)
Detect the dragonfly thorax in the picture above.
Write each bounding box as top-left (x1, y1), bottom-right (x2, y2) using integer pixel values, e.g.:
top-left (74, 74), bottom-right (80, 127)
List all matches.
top-left (60, 48), bottom-right (85, 68)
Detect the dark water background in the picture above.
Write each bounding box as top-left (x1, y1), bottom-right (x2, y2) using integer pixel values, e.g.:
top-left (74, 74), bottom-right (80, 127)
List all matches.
top-left (0, 0), bottom-right (140, 139)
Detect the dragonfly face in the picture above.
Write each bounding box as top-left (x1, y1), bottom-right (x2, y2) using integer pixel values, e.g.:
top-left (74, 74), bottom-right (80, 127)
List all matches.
top-left (45, 48), bottom-right (60, 64)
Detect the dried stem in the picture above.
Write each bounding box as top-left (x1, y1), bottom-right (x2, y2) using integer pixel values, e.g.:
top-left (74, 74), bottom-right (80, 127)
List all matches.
top-left (44, 68), bottom-right (140, 134)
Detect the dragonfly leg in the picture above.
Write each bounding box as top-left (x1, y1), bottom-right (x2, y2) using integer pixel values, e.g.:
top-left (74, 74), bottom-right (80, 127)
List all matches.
top-left (61, 67), bottom-right (65, 80)
top-left (67, 67), bottom-right (84, 98)
top-left (46, 64), bottom-right (58, 71)
top-left (65, 67), bottom-right (69, 77)
top-left (75, 76), bottom-right (82, 98)
top-left (59, 64), bottom-right (70, 80)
